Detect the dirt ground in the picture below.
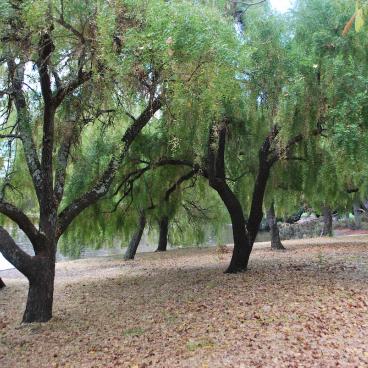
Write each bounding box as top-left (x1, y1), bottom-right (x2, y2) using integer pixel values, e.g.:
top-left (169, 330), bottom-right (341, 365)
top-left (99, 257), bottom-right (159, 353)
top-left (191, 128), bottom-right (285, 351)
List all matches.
top-left (1, 236), bottom-right (368, 368)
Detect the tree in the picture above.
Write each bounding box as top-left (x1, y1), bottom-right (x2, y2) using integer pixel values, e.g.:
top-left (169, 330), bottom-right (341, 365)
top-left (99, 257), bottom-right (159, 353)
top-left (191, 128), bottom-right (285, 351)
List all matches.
top-left (321, 206), bottom-right (333, 237)
top-left (0, 0), bottom-right (242, 322)
top-left (295, 0), bottom-right (368, 233)
top-left (266, 201), bottom-right (285, 250)
top-left (0, 0), bottom-right (176, 323)
top-left (124, 211), bottom-right (146, 261)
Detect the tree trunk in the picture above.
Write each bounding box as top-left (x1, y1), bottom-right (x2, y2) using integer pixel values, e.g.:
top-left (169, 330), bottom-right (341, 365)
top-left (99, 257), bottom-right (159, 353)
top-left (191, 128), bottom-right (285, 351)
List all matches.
top-left (321, 206), bottom-right (333, 237)
top-left (211, 180), bottom-right (252, 273)
top-left (0, 277), bottom-right (5, 289)
top-left (124, 213), bottom-right (146, 260)
top-left (0, 227), bottom-right (56, 322)
top-left (23, 258), bottom-right (55, 323)
top-left (156, 216), bottom-right (169, 252)
top-left (353, 202), bottom-right (362, 229)
top-left (267, 202), bottom-right (285, 250)
top-left (246, 139), bottom-right (272, 246)
top-left (227, 211), bottom-right (252, 273)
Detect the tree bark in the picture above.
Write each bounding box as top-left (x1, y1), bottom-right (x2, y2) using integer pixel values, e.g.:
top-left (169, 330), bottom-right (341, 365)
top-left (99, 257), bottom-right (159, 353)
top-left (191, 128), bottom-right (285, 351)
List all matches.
top-left (214, 181), bottom-right (252, 273)
top-left (321, 206), bottom-right (333, 237)
top-left (266, 202), bottom-right (285, 250)
top-left (207, 123), bottom-right (252, 273)
top-left (0, 227), bottom-right (56, 322)
top-left (246, 131), bottom-right (275, 246)
top-left (156, 216), bottom-right (169, 252)
top-left (0, 278), bottom-right (5, 289)
top-left (23, 257), bottom-right (55, 323)
top-left (353, 201), bottom-right (362, 229)
top-left (124, 213), bottom-right (146, 260)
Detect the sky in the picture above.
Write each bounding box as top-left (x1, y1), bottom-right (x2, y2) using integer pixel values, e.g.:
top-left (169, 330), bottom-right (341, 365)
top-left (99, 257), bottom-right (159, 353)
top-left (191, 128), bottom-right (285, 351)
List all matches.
top-left (270, 0), bottom-right (293, 13)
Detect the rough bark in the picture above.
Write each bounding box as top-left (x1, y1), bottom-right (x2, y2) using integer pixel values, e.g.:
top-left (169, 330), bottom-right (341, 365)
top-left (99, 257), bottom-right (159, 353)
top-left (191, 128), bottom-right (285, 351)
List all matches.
top-left (124, 213), bottom-right (146, 260)
top-left (156, 216), bottom-right (169, 252)
top-left (0, 278), bottom-right (5, 289)
top-left (0, 227), bottom-right (56, 322)
top-left (266, 202), bottom-right (285, 250)
top-left (321, 206), bottom-right (333, 237)
top-left (22, 256), bottom-right (55, 323)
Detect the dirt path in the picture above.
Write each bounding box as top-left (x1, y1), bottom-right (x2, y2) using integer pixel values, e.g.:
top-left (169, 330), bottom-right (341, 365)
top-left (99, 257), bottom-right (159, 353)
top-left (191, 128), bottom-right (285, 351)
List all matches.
top-left (1, 236), bottom-right (367, 367)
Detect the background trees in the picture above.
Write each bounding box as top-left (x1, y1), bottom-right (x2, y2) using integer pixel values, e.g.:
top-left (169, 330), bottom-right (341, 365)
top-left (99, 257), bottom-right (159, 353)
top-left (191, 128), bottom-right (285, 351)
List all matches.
top-left (0, 0), bottom-right (241, 322)
top-left (1, 0), bottom-right (368, 324)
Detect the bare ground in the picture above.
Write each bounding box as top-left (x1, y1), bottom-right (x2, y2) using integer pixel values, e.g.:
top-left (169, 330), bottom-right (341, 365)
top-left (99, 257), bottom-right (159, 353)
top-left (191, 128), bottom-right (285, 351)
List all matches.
top-left (1, 236), bottom-right (368, 368)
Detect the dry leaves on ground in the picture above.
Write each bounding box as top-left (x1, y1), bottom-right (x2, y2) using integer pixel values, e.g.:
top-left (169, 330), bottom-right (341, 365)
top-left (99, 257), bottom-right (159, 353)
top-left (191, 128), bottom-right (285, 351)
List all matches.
top-left (0, 236), bottom-right (367, 368)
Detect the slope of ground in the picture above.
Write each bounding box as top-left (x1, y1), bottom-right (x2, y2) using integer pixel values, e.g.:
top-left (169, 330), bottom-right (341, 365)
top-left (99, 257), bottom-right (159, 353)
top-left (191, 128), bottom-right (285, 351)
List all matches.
top-left (1, 236), bottom-right (368, 368)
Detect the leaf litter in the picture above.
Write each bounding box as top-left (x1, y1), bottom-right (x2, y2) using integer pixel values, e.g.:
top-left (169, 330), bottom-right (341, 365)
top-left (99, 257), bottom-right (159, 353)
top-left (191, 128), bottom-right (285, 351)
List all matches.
top-left (0, 235), bottom-right (367, 367)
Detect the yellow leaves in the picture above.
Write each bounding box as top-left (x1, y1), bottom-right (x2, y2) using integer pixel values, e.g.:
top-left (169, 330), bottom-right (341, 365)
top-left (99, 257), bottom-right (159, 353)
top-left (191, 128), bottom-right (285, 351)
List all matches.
top-left (355, 6), bottom-right (365, 32)
top-left (342, 1), bottom-right (367, 35)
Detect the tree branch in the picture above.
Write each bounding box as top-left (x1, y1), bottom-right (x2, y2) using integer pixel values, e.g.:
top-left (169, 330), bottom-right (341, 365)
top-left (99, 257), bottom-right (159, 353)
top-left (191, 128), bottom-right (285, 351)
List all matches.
top-left (56, 97), bottom-right (162, 237)
top-left (8, 60), bottom-right (43, 199)
top-left (0, 201), bottom-right (43, 246)
top-left (53, 71), bottom-right (92, 108)
top-left (0, 226), bottom-right (33, 278)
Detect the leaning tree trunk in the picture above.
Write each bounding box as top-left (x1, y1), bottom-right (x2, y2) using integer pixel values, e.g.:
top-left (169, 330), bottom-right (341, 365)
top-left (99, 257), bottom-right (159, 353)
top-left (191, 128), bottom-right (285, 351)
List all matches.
top-left (207, 123), bottom-right (252, 273)
top-left (0, 277), bottom-right (5, 289)
top-left (124, 213), bottom-right (146, 260)
top-left (321, 206), bottom-right (333, 237)
top-left (156, 216), bottom-right (169, 252)
top-left (213, 181), bottom-right (252, 273)
top-left (266, 202), bottom-right (285, 250)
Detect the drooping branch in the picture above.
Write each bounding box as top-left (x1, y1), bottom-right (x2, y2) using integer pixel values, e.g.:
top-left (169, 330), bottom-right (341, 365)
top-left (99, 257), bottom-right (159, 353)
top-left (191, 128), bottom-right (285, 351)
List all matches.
top-left (53, 71), bottom-right (92, 108)
top-left (268, 127), bottom-right (322, 165)
top-left (0, 226), bottom-right (33, 278)
top-left (164, 170), bottom-right (197, 201)
top-left (0, 201), bottom-right (43, 246)
top-left (57, 97), bottom-right (162, 236)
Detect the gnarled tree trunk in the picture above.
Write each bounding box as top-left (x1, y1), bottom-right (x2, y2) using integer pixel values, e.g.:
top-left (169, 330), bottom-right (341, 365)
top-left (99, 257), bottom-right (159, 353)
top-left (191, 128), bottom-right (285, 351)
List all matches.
top-left (321, 206), bottom-right (333, 237)
top-left (156, 216), bottom-right (169, 252)
top-left (266, 201), bottom-right (285, 250)
top-left (124, 213), bottom-right (146, 260)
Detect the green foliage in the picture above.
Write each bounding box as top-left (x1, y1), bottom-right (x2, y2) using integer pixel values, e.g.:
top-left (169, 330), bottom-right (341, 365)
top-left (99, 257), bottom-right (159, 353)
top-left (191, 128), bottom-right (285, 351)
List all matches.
top-left (3, 0), bottom-right (368, 256)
